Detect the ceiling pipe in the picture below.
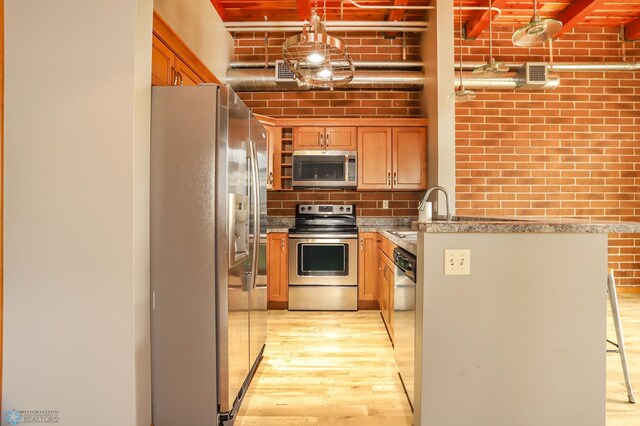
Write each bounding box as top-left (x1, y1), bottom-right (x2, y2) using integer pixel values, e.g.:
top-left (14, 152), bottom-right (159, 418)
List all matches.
top-left (226, 69), bottom-right (560, 92)
top-left (225, 20), bottom-right (428, 33)
top-left (230, 60), bottom-right (423, 69)
top-left (456, 61), bottom-right (640, 72)
top-left (339, 1), bottom-right (502, 21)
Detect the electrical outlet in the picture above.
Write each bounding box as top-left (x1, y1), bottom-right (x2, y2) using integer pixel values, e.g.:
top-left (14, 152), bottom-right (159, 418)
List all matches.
top-left (382, 200), bottom-right (389, 209)
top-left (444, 249), bottom-right (471, 275)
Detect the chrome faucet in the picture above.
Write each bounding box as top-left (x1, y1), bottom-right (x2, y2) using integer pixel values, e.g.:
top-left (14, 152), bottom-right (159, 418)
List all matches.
top-left (418, 186), bottom-right (452, 222)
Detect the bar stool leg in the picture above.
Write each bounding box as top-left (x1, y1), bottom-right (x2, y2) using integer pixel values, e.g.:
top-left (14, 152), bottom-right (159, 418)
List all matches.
top-left (607, 270), bottom-right (636, 404)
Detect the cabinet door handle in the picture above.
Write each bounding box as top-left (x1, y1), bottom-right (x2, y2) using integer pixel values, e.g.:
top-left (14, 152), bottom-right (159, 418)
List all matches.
top-left (178, 72), bottom-right (184, 86)
top-left (318, 133), bottom-right (322, 147)
top-left (377, 256), bottom-right (382, 269)
top-left (281, 238), bottom-right (285, 252)
top-left (269, 172), bottom-right (274, 184)
top-left (326, 132), bottom-right (330, 147)
top-left (172, 67), bottom-right (178, 86)
top-left (360, 237), bottom-right (364, 251)
top-left (393, 172), bottom-right (397, 185)
top-left (387, 172), bottom-right (391, 185)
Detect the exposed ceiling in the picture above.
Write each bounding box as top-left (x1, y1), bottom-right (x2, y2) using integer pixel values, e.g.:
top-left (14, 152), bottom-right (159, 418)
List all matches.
top-left (210, 0), bottom-right (640, 40)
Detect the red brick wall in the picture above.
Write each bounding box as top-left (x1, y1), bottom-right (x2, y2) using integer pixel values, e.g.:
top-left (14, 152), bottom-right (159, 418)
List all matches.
top-left (455, 26), bottom-right (640, 286)
top-left (267, 190), bottom-right (422, 217)
top-left (232, 31), bottom-right (423, 118)
top-left (233, 31), bottom-right (426, 216)
top-left (231, 27), bottom-right (640, 286)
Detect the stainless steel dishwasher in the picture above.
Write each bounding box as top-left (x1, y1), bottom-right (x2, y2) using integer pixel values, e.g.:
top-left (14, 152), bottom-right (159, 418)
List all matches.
top-left (392, 246), bottom-right (417, 409)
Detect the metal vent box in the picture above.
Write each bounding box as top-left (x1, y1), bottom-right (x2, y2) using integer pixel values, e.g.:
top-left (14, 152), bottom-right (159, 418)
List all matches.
top-left (275, 60), bottom-right (296, 81)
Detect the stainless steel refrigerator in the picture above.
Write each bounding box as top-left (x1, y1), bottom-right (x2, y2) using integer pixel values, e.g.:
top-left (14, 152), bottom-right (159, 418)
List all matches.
top-left (150, 84), bottom-right (268, 426)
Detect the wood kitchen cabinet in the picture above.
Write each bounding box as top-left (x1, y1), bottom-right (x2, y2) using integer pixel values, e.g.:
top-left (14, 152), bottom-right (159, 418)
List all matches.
top-left (357, 127), bottom-right (427, 190)
top-left (358, 232), bottom-right (379, 309)
top-left (293, 126), bottom-right (356, 151)
top-left (152, 12), bottom-right (220, 87)
top-left (267, 233), bottom-right (288, 308)
top-left (377, 235), bottom-right (396, 341)
top-left (152, 34), bottom-right (204, 86)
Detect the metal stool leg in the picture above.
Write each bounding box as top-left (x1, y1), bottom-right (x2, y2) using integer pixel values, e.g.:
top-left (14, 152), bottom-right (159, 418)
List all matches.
top-left (607, 270), bottom-right (636, 403)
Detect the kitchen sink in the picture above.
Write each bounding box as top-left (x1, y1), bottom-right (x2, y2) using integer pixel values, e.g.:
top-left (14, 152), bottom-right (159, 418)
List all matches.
top-left (388, 230), bottom-right (418, 240)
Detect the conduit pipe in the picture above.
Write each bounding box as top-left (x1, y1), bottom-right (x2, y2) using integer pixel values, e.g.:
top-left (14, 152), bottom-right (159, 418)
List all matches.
top-left (226, 68), bottom-right (561, 91)
top-left (456, 61), bottom-right (640, 72)
top-left (339, 1), bottom-right (502, 20)
top-left (225, 20), bottom-right (428, 33)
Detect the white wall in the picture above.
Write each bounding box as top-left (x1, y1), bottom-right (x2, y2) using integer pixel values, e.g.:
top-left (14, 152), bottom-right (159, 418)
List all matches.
top-left (422, 0), bottom-right (456, 214)
top-left (415, 232), bottom-right (607, 425)
top-left (3, 1), bottom-right (152, 425)
top-left (154, 0), bottom-right (233, 82)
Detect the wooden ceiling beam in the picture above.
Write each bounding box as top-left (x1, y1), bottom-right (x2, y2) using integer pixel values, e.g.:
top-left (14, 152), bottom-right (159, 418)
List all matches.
top-left (554, 0), bottom-right (606, 37)
top-left (388, 0), bottom-right (409, 22)
top-left (210, 0), bottom-right (228, 22)
top-left (625, 17), bottom-right (640, 41)
top-left (296, 0), bottom-right (312, 21)
top-left (464, 0), bottom-right (509, 40)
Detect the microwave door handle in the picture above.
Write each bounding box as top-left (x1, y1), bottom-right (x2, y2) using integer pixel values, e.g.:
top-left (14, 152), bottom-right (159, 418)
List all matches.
top-left (250, 139), bottom-right (260, 290)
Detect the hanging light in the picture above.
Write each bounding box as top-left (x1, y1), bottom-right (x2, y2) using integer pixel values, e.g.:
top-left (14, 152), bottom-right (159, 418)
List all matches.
top-left (450, 0), bottom-right (476, 102)
top-left (474, 0), bottom-right (508, 75)
top-left (512, 0), bottom-right (562, 47)
top-left (282, 1), bottom-right (354, 88)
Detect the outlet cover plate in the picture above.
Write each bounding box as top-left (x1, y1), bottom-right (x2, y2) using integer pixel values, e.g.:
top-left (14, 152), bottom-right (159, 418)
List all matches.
top-left (444, 249), bottom-right (471, 275)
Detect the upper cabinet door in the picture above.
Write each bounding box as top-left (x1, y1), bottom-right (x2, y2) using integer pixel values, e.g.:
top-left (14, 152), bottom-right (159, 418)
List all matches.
top-left (325, 127), bottom-right (356, 150)
top-left (293, 127), bottom-right (324, 150)
top-left (152, 36), bottom-right (174, 86)
top-left (392, 127), bottom-right (427, 190)
top-left (357, 127), bottom-right (392, 190)
top-left (174, 57), bottom-right (204, 86)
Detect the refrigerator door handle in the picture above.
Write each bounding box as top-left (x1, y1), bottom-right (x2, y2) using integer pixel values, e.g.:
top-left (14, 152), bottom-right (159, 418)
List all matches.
top-left (249, 139), bottom-right (260, 291)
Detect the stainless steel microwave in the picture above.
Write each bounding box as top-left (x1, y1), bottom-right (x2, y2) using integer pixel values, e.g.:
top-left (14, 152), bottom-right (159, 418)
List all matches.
top-left (292, 151), bottom-right (357, 188)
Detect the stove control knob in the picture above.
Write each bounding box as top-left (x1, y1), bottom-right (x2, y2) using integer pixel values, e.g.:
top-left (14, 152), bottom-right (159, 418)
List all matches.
top-left (345, 207), bottom-right (351, 212)
top-left (339, 206), bottom-right (344, 211)
top-left (300, 207), bottom-right (306, 212)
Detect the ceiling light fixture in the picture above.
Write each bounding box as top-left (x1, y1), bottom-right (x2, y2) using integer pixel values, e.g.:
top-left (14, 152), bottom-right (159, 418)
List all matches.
top-left (473, 0), bottom-right (508, 75)
top-left (512, 0), bottom-right (562, 47)
top-left (450, 0), bottom-right (476, 103)
top-left (282, 0), bottom-right (354, 88)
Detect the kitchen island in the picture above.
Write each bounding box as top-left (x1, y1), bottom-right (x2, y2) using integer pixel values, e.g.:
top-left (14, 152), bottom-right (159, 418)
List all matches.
top-left (414, 217), bottom-right (640, 426)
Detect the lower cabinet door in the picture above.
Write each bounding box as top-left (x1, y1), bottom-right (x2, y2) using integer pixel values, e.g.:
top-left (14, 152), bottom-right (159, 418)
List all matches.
top-left (267, 233), bottom-right (288, 306)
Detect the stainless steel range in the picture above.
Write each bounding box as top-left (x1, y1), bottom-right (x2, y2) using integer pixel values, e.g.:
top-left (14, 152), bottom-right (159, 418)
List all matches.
top-left (288, 204), bottom-right (358, 311)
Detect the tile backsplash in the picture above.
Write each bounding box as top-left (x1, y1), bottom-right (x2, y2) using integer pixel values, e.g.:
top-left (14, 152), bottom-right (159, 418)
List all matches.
top-left (267, 190), bottom-right (423, 217)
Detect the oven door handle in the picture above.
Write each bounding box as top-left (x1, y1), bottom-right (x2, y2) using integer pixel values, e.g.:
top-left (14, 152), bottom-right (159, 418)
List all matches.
top-left (288, 234), bottom-right (358, 240)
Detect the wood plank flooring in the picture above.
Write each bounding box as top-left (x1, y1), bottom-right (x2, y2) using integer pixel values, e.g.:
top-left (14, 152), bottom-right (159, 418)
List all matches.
top-left (237, 293), bottom-right (640, 425)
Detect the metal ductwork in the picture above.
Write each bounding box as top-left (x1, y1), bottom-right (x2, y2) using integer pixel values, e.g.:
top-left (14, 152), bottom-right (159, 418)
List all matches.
top-left (230, 60), bottom-right (424, 69)
top-left (227, 67), bottom-right (561, 92)
top-left (226, 68), bottom-right (424, 91)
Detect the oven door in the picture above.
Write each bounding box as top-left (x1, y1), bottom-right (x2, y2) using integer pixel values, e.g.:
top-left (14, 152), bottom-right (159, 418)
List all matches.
top-left (288, 237), bottom-right (358, 286)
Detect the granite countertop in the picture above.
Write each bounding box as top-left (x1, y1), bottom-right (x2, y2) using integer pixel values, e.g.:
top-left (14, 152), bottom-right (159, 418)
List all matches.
top-left (414, 216), bottom-right (640, 234)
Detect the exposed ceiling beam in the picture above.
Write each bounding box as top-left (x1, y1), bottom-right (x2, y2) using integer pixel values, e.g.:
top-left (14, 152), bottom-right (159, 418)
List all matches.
top-left (464, 0), bottom-right (509, 40)
top-left (210, 0), bottom-right (228, 22)
top-left (554, 0), bottom-right (606, 37)
top-left (388, 0), bottom-right (409, 22)
top-left (296, 0), bottom-right (312, 21)
top-left (625, 17), bottom-right (640, 40)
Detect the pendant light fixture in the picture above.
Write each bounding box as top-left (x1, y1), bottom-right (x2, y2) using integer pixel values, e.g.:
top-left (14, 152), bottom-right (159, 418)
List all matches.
top-left (450, 0), bottom-right (476, 102)
top-left (473, 0), bottom-right (508, 75)
top-left (282, 0), bottom-right (354, 88)
top-left (512, 0), bottom-right (562, 47)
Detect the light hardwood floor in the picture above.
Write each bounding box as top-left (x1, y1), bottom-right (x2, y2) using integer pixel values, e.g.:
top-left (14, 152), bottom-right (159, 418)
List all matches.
top-left (237, 294), bottom-right (640, 425)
